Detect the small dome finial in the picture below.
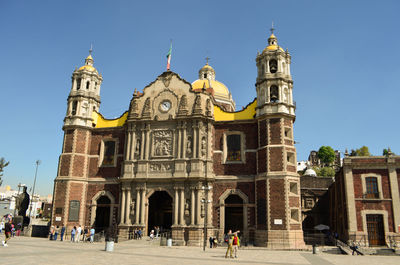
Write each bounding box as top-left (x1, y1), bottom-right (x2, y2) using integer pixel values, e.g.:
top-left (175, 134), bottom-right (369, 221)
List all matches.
top-left (205, 56), bottom-right (210, 65)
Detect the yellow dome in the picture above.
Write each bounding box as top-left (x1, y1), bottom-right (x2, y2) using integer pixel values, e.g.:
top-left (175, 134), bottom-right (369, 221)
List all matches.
top-left (78, 65), bottom-right (98, 72)
top-left (192, 79), bottom-right (230, 99)
top-left (263, 45), bottom-right (284, 52)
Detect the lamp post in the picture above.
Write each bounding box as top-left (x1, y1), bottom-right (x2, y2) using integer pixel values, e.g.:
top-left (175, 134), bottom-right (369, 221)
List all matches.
top-left (29, 160), bottom-right (41, 218)
top-left (201, 184), bottom-right (212, 251)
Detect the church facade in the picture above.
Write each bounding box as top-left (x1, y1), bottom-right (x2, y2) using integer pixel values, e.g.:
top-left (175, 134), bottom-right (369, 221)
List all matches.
top-left (52, 31), bottom-right (304, 248)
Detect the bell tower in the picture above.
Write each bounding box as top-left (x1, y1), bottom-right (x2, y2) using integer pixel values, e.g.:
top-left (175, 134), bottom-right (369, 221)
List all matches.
top-left (254, 26), bottom-right (304, 248)
top-left (64, 48), bottom-right (102, 127)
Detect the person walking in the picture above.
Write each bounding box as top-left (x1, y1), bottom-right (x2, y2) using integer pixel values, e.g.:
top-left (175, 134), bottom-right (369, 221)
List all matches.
top-left (71, 226), bottom-right (76, 242)
top-left (49, 225), bottom-right (55, 240)
top-left (60, 225), bottom-right (65, 241)
top-left (90, 227), bottom-right (95, 243)
top-left (209, 236), bottom-right (214, 248)
top-left (76, 225), bottom-right (82, 242)
top-left (54, 226), bottom-right (59, 241)
top-left (2, 219), bottom-right (12, 247)
top-left (232, 233), bottom-right (240, 258)
top-left (83, 227), bottom-right (88, 242)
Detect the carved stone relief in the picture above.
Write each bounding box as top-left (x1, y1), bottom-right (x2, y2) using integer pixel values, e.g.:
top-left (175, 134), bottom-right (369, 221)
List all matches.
top-left (142, 97), bottom-right (151, 118)
top-left (178, 95), bottom-right (188, 115)
top-left (184, 199), bottom-right (190, 217)
top-left (206, 98), bottom-right (212, 117)
top-left (192, 95), bottom-right (202, 114)
top-left (152, 130), bottom-right (173, 157)
top-left (129, 98), bottom-right (139, 118)
top-left (149, 162), bottom-right (172, 172)
top-left (201, 136), bottom-right (206, 157)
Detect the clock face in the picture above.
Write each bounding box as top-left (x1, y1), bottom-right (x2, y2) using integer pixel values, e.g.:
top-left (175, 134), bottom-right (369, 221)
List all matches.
top-left (160, 100), bottom-right (171, 112)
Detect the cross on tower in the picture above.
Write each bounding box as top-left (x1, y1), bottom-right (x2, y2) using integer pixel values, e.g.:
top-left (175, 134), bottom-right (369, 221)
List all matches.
top-left (89, 44), bottom-right (93, 55)
top-left (270, 21), bottom-right (275, 35)
top-left (205, 57), bottom-right (210, 65)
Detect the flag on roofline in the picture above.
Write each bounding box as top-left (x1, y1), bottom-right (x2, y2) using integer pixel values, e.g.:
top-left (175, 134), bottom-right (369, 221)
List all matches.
top-left (166, 41), bottom-right (172, 70)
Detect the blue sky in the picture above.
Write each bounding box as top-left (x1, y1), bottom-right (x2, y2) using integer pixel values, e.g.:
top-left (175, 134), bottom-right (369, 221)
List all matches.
top-left (1, 0), bottom-right (399, 195)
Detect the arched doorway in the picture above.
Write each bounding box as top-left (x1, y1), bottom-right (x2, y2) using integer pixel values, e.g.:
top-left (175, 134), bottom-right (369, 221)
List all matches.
top-left (147, 191), bottom-right (173, 235)
top-left (224, 194), bottom-right (243, 233)
top-left (94, 195), bottom-right (111, 232)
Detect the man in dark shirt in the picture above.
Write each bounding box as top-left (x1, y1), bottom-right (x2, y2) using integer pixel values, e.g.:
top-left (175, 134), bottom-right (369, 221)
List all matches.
top-left (2, 219), bottom-right (12, 247)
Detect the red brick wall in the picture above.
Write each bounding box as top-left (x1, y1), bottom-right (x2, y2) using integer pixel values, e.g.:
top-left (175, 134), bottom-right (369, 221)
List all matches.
top-left (256, 180), bottom-right (266, 229)
top-left (60, 155), bottom-right (71, 176)
top-left (269, 118), bottom-right (281, 144)
top-left (72, 155), bottom-right (85, 177)
top-left (269, 147), bottom-right (283, 171)
top-left (289, 196), bottom-right (299, 207)
top-left (287, 165), bottom-right (296, 173)
top-left (269, 179), bottom-right (286, 230)
top-left (259, 120), bottom-right (267, 147)
top-left (352, 169), bottom-right (390, 198)
top-left (355, 201), bottom-right (395, 232)
top-left (64, 130), bottom-right (74, 153)
top-left (53, 181), bottom-right (67, 225)
top-left (75, 129), bottom-right (88, 154)
top-left (214, 122), bottom-right (258, 150)
top-left (257, 149), bottom-right (266, 173)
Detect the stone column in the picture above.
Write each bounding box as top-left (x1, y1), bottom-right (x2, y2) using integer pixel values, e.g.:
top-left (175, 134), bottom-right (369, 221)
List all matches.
top-left (190, 188), bottom-right (195, 225)
top-left (125, 127), bottom-right (132, 161)
top-left (145, 125), bottom-right (150, 160)
top-left (174, 188), bottom-right (179, 225)
top-left (135, 188), bottom-right (140, 225)
top-left (140, 188), bottom-right (146, 225)
top-left (182, 122), bottom-right (187, 159)
top-left (130, 130), bottom-right (136, 161)
top-left (179, 188), bottom-right (185, 226)
top-left (388, 165), bottom-right (400, 233)
top-left (140, 129), bottom-right (145, 160)
top-left (125, 187), bottom-right (131, 225)
top-left (196, 188), bottom-right (201, 225)
top-left (120, 187), bottom-right (126, 225)
top-left (177, 124), bottom-right (182, 158)
top-left (193, 122), bottom-right (197, 158)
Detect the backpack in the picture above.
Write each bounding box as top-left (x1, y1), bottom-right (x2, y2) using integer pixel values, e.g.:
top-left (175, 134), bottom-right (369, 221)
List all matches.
top-left (233, 236), bottom-right (238, 245)
top-left (224, 234), bottom-right (229, 242)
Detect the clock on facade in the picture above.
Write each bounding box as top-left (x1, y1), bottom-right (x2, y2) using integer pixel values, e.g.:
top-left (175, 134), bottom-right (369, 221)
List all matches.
top-left (160, 100), bottom-right (171, 112)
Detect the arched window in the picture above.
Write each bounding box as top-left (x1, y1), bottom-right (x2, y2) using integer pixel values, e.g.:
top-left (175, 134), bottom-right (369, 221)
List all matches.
top-left (86, 81), bottom-right (90, 89)
top-left (94, 82), bottom-right (97, 89)
top-left (72, 101), bottom-right (77, 115)
top-left (270, 85), bottom-right (279, 102)
top-left (204, 73), bottom-right (207, 79)
top-left (76, 79), bottom-right (81, 90)
top-left (269, 59), bottom-right (277, 73)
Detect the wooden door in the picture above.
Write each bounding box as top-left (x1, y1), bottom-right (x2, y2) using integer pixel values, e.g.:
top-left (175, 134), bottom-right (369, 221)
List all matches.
top-left (366, 214), bottom-right (385, 246)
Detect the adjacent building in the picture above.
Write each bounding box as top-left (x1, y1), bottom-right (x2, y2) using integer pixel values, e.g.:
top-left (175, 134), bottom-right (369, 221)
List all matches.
top-left (329, 152), bottom-right (400, 247)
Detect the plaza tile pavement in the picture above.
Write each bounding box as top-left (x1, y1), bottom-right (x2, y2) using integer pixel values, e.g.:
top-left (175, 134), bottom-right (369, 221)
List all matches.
top-left (0, 235), bottom-right (399, 265)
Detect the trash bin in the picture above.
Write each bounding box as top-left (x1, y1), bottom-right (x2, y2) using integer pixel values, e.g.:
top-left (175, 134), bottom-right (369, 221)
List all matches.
top-left (105, 240), bottom-right (114, 252)
top-left (167, 238), bottom-right (172, 247)
top-left (312, 244), bottom-right (318, 254)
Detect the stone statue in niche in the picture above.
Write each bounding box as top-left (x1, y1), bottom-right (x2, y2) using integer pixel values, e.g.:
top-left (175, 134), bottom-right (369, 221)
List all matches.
top-left (201, 136), bottom-right (206, 157)
top-left (130, 199), bottom-right (135, 217)
top-left (135, 138), bottom-right (141, 158)
top-left (186, 136), bottom-right (192, 157)
top-left (184, 199), bottom-right (190, 217)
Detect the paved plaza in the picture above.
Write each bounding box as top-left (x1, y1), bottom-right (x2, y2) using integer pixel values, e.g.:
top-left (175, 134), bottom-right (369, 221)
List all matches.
top-left (0, 236), bottom-right (399, 265)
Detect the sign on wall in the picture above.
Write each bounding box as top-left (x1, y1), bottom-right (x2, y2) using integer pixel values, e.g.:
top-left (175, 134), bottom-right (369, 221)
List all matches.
top-left (68, 200), bottom-right (80, 221)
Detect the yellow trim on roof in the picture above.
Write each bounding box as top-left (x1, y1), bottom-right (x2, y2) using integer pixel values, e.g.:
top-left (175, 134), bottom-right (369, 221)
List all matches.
top-left (92, 111), bottom-right (128, 128)
top-left (214, 99), bottom-right (257, 121)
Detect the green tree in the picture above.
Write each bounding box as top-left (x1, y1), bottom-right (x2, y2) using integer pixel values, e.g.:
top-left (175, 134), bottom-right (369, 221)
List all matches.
top-left (356, 146), bottom-right (371, 156)
top-left (0, 157), bottom-right (10, 186)
top-left (383, 148), bottom-right (395, 156)
top-left (319, 167), bottom-right (336, 177)
top-left (349, 146), bottom-right (371, 156)
top-left (317, 146), bottom-right (336, 166)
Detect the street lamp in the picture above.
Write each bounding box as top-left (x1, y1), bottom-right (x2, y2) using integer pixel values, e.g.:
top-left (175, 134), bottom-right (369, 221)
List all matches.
top-left (29, 160), bottom-right (41, 218)
top-left (201, 184), bottom-right (212, 251)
